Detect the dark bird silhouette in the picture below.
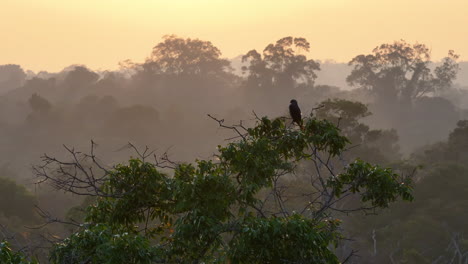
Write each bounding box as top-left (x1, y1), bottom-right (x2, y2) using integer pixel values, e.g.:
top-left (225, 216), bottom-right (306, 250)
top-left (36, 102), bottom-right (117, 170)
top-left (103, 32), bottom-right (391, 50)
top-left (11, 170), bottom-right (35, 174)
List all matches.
top-left (289, 99), bottom-right (303, 129)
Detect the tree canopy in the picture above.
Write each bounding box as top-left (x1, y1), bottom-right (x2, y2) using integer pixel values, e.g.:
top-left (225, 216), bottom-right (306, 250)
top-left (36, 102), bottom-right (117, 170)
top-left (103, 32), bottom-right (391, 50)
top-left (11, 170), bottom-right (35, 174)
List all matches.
top-left (141, 35), bottom-right (231, 77)
top-left (347, 40), bottom-right (459, 105)
top-left (32, 114), bottom-right (413, 263)
top-left (242, 37), bottom-right (320, 91)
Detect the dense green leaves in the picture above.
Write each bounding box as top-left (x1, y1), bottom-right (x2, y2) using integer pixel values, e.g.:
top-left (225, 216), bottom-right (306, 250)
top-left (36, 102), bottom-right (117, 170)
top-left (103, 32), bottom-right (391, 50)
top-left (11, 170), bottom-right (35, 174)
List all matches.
top-left (0, 240), bottom-right (37, 264)
top-left (87, 159), bottom-right (174, 230)
top-left (50, 224), bottom-right (161, 264)
top-left (47, 116), bottom-right (412, 263)
top-left (229, 214), bottom-right (341, 264)
top-left (329, 159), bottom-right (413, 207)
top-left (315, 98), bottom-right (401, 163)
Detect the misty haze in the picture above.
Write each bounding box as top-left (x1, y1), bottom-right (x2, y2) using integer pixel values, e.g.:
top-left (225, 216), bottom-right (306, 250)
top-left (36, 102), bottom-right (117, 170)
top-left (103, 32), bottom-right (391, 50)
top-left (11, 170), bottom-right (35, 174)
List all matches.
top-left (2, 1), bottom-right (468, 263)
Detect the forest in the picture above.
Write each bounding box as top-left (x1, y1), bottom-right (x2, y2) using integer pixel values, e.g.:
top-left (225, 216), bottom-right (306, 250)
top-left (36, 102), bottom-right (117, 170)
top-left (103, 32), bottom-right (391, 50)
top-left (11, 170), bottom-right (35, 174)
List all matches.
top-left (1, 35), bottom-right (468, 263)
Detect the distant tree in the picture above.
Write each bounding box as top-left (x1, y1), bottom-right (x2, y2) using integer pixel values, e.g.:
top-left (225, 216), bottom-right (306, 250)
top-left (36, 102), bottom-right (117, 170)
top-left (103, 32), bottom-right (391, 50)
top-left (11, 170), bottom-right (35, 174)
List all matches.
top-left (94, 71), bottom-right (127, 92)
top-left (142, 35), bottom-right (231, 77)
top-left (347, 163), bottom-right (468, 264)
top-left (129, 35), bottom-right (238, 110)
top-left (448, 120), bottom-right (468, 151)
top-left (433, 50), bottom-right (460, 91)
top-left (316, 98), bottom-right (400, 163)
top-left (36, 114), bottom-right (413, 263)
top-left (242, 36), bottom-right (320, 91)
top-left (418, 119), bottom-right (468, 163)
top-left (343, 120), bottom-right (468, 263)
top-left (28, 93), bottom-right (51, 114)
top-left (105, 104), bottom-right (160, 140)
top-left (0, 240), bottom-right (38, 264)
top-left (22, 77), bottom-right (56, 93)
top-left (0, 176), bottom-right (38, 224)
top-left (0, 166), bottom-right (43, 264)
top-left (347, 40), bottom-right (459, 106)
top-left (316, 99), bottom-right (371, 143)
top-left (0, 65), bottom-right (26, 93)
top-left (63, 66), bottom-right (99, 90)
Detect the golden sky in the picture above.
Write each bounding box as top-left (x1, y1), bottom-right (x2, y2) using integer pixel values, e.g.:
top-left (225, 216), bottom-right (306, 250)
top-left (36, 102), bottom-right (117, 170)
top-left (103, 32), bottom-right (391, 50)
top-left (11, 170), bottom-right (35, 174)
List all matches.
top-left (1, 0), bottom-right (467, 72)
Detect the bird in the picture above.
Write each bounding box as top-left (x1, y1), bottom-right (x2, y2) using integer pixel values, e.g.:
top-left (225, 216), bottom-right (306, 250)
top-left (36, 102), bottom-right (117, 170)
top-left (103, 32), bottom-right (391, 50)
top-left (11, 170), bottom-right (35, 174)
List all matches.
top-left (289, 99), bottom-right (303, 129)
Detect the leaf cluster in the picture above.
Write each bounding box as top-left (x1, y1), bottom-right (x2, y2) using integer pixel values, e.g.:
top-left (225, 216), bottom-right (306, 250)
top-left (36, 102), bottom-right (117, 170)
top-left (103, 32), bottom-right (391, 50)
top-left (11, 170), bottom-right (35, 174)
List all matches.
top-left (47, 116), bottom-right (413, 263)
top-left (0, 240), bottom-right (38, 264)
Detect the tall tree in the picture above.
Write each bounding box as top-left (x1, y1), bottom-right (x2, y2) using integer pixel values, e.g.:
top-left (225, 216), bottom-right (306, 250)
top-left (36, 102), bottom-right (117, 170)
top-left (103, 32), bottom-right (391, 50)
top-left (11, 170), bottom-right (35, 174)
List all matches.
top-left (63, 66), bottom-right (99, 90)
top-left (130, 35), bottom-right (238, 111)
top-left (316, 98), bottom-right (400, 163)
top-left (347, 40), bottom-right (459, 106)
top-left (35, 115), bottom-right (413, 263)
top-left (242, 37), bottom-right (320, 91)
top-left (141, 35), bottom-right (231, 77)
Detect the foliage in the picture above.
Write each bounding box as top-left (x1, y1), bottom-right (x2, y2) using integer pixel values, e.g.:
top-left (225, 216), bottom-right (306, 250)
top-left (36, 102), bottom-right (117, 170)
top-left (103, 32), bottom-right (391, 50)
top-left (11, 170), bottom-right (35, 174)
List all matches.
top-left (347, 40), bottom-right (459, 105)
top-left (228, 214), bottom-right (341, 264)
top-left (345, 163), bottom-right (468, 264)
top-left (328, 159), bottom-right (413, 208)
top-left (413, 119), bottom-right (468, 164)
top-left (39, 116), bottom-right (413, 263)
top-left (242, 36), bottom-right (320, 90)
top-left (433, 50), bottom-right (460, 90)
top-left (28, 94), bottom-right (51, 114)
top-left (50, 224), bottom-right (161, 264)
top-left (0, 64), bottom-right (26, 92)
top-left (448, 120), bottom-right (468, 154)
top-left (344, 121), bottom-right (468, 263)
top-left (63, 66), bottom-right (99, 90)
top-left (125, 35), bottom-right (238, 114)
top-left (0, 240), bottom-right (38, 264)
top-left (141, 35), bottom-right (231, 77)
top-left (0, 176), bottom-right (38, 223)
top-left (316, 98), bottom-right (400, 163)
top-left (316, 99), bottom-right (371, 143)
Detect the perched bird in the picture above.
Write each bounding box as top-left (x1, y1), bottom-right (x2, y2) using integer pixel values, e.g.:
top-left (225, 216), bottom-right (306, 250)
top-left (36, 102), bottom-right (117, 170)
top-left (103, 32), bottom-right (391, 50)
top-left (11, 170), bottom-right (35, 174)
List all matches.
top-left (289, 99), bottom-right (303, 129)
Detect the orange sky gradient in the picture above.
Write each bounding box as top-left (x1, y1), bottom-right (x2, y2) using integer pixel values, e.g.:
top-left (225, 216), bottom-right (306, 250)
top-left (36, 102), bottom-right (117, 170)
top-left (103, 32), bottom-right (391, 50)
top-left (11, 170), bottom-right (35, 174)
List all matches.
top-left (1, 0), bottom-right (467, 72)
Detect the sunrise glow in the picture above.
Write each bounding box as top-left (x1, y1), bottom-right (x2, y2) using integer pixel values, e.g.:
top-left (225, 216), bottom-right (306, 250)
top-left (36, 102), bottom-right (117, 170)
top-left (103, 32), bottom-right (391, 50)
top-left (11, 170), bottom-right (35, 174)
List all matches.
top-left (2, 0), bottom-right (467, 71)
